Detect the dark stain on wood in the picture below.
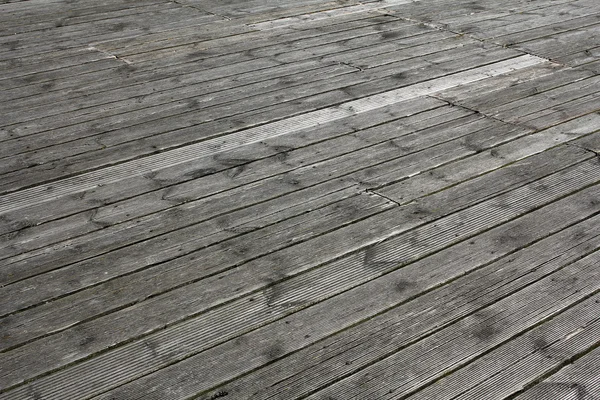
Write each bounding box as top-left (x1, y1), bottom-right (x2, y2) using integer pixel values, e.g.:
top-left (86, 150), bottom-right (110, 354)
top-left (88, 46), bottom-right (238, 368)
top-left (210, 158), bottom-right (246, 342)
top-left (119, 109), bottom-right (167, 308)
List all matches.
top-left (264, 342), bottom-right (285, 360)
top-left (363, 245), bottom-right (403, 271)
top-left (110, 22), bottom-right (128, 32)
top-left (208, 391), bottom-right (229, 400)
top-left (79, 335), bottom-right (96, 348)
top-left (183, 167), bottom-right (218, 179)
top-left (473, 323), bottom-right (499, 341)
top-left (395, 279), bottom-right (416, 294)
top-left (381, 30), bottom-right (404, 40)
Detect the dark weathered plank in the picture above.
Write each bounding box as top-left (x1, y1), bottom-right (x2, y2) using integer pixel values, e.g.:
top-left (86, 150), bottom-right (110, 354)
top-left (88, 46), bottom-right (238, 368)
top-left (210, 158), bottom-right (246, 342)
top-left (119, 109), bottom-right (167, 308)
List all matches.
top-left (2, 0), bottom-right (600, 398)
top-left (411, 290), bottom-right (600, 400)
top-left (2, 141), bottom-right (599, 398)
top-left (203, 216), bottom-right (600, 400)
top-left (0, 98), bottom-right (450, 256)
top-left (91, 175), bottom-right (600, 400)
top-left (0, 52), bottom-right (537, 194)
top-left (515, 345), bottom-right (600, 400)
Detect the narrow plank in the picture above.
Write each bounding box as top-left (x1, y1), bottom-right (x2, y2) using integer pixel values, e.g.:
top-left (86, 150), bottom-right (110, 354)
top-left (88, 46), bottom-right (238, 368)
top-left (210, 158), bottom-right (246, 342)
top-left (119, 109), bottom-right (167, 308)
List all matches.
top-left (0, 98), bottom-right (450, 255)
top-left (0, 113), bottom-right (500, 306)
top-left (89, 178), bottom-right (600, 400)
top-left (197, 214), bottom-right (600, 400)
top-left (0, 54), bottom-right (542, 208)
top-left (306, 250), bottom-right (600, 400)
top-left (2, 144), bottom-right (599, 397)
top-left (515, 346), bottom-right (600, 400)
top-left (410, 282), bottom-right (600, 400)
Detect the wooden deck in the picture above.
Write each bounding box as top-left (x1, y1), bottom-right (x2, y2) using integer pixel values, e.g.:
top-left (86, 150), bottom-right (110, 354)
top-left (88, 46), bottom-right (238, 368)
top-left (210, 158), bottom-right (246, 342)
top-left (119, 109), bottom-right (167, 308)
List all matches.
top-left (1, 0), bottom-right (600, 398)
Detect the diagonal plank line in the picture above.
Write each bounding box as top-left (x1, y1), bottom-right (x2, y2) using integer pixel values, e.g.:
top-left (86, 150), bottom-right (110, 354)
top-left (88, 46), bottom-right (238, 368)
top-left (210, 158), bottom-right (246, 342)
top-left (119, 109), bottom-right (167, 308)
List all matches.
top-left (0, 54), bottom-right (545, 214)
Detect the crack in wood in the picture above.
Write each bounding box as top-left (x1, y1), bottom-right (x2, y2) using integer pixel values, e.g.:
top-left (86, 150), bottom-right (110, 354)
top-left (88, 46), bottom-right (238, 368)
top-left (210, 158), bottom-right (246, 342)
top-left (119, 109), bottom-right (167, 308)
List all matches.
top-left (86, 45), bottom-right (133, 65)
top-left (365, 189), bottom-right (401, 206)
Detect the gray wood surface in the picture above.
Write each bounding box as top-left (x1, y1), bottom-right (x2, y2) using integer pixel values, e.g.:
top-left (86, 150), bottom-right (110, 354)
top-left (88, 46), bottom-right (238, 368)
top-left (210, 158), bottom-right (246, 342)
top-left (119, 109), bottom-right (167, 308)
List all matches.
top-left (1, 0), bottom-right (599, 399)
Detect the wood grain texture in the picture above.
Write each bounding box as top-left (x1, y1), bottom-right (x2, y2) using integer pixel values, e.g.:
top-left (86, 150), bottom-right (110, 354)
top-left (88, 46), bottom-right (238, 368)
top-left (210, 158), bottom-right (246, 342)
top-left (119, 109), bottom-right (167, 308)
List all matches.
top-left (1, 0), bottom-right (599, 399)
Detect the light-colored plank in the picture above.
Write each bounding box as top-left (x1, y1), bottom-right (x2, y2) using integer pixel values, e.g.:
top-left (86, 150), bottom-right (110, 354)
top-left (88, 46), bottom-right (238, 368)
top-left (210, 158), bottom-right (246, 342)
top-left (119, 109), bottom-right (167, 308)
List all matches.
top-left (0, 54), bottom-right (543, 206)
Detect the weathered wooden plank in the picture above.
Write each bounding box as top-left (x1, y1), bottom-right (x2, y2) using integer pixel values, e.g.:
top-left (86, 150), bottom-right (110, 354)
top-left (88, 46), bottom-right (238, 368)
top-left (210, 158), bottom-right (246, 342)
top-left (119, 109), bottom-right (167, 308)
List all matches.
top-left (86, 178), bottom-right (600, 400)
top-left (486, 75), bottom-right (600, 125)
top-left (474, 5), bottom-right (600, 42)
top-left (2, 143), bottom-right (599, 397)
top-left (410, 290), bottom-right (600, 400)
top-left (203, 214), bottom-right (599, 400)
top-left (515, 346), bottom-right (600, 400)
top-left (436, 63), bottom-right (594, 112)
top-left (518, 91), bottom-right (600, 130)
top-left (306, 250), bottom-right (600, 400)
top-left (559, 44), bottom-right (600, 67)
top-left (246, 0), bottom-right (413, 31)
top-left (0, 54), bottom-right (541, 206)
top-left (0, 112), bottom-right (493, 301)
top-left (513, 24), bottom-right (600, 61)
top-left (0, 98), bottom-right (450, 254)
top-left (378, 113), bottom-right (600, 200)
top-left (451, 1), bottom-right (595, 37)
top-left (577, 59), bottom-right (600, 74)
top-left (382, 0), bottom-right (577, 24)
